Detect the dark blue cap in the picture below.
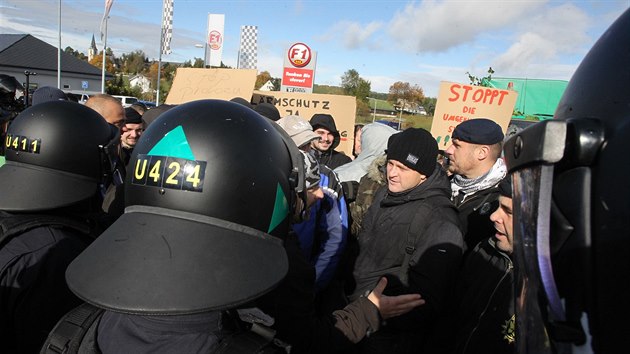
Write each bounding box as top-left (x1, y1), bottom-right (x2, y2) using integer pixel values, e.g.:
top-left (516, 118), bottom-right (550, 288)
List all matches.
top-left (31, 86), bottom-right (68, 106)
top-left (452, 118), bottom-right (504, 144)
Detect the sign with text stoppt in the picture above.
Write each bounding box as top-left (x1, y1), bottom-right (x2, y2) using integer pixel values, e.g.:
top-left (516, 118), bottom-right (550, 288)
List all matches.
top-left (252, 91), bottom-right (356, 157)
top-left (430, 81), bottom-right (518, 148)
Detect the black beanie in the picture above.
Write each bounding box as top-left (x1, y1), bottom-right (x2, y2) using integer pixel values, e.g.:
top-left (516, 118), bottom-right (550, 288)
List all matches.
top-left (124, 107), bottom-right (143, 124)
top-left (498, 176), bottom-right (512, 198)
top-left (254, 103), bottom-right (281, 121)
top-left (387, 128), bottom-right (438, 177)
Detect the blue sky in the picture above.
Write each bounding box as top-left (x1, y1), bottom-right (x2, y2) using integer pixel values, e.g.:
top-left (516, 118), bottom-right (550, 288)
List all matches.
top-left (1, 0), bottom-right (628, 97)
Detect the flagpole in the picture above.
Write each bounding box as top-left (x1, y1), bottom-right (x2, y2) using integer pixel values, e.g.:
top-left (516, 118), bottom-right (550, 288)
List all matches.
top-left (57, 0), bottom-right (61, 89)
top-left (156, 23), bottom-right (164, 105)
top-left (156, 52), bottom-right (162, 105)
top-left (101, 17), bottom-right (107, 93)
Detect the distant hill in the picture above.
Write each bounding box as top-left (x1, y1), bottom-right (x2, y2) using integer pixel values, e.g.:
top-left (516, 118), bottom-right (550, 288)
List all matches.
top-left (313, 84), bottom-right (346, 95)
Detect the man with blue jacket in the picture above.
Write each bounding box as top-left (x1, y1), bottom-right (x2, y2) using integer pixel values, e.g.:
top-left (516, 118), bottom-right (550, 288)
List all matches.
top-left (277, 115), bottom-right (349, 297)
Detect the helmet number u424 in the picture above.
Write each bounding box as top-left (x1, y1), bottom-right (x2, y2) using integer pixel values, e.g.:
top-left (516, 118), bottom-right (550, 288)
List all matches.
top-left (132, 154), bottom-right (206, 192)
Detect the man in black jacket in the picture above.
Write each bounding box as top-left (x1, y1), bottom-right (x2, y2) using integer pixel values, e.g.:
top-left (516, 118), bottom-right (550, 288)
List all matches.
top-left (444, 118), bottom-right (506, 253)
top-left (351, 128), bottom-right (464, 354)
top-left (449, 177), bottom-right (515, 353)
top-left (310, 113), bottom-right (352, 169)
top-left (51, 101), bottom-right (424, 354)
top-left (0, 101), bottom-right (118, 353)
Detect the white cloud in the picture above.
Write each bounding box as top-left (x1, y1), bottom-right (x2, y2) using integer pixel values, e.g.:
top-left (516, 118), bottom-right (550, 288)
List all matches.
top-left (342, 21), bottom-right (383, 49)
top-left (492, 3), bottom-right (591, 76)
top-left (319, 20), bottom-right (383, 49)
top-left (386, 0), bottom-right (545, 53)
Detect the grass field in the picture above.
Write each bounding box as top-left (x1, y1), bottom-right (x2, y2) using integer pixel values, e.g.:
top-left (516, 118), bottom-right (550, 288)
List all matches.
top-left (356, 113), bottom-right (433, 131)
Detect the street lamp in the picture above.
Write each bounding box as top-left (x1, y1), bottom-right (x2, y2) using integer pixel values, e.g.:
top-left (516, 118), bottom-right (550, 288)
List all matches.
top-left (24, 70), bottom-right (37, 107)
top-left (194, 43), bottom-right (206, 68)
top-left (366, 96), bottom-right (377, 123)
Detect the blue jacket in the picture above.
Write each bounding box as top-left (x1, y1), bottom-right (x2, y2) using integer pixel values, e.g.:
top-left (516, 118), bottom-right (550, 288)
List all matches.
top-left (293, 165), bottom-right (348, 292)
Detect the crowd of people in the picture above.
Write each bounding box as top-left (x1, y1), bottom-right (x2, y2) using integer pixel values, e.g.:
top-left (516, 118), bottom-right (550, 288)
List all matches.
top-left (0, 84), bottom-right (519, 354)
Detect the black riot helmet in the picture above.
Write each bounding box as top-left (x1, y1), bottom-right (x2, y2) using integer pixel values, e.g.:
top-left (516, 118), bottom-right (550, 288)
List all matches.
top-left (503, 8), bottom-right (630, 353)
top-left (0, 100), bottom-right (119, 211)
top-left (66, 99), bottom-right (298, 315)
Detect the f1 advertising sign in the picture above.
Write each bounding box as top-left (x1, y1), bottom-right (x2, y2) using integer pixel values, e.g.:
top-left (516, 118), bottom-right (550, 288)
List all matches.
top-left (281, 42), bottom-right (317, 93)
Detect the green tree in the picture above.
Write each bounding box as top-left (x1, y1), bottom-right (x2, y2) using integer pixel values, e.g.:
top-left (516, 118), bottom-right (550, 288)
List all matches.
top-left (121, 50), bottom-right (148, 74)
top-left (64, 46), bottom-right (87, 61)
top-left (341, 69), bottom-right (371, 99)
top-left (193, 58), bottom-right (205, 68)
top-left (467, 66), bottom-right (495, 86)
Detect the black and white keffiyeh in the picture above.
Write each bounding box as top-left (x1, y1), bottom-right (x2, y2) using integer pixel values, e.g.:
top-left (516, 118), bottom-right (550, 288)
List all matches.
top-left (451, 158), bottom-right (507, 202)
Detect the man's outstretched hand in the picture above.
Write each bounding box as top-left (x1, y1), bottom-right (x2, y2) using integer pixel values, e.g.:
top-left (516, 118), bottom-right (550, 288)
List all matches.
top-left (367, 277), bottom-right (425, 319)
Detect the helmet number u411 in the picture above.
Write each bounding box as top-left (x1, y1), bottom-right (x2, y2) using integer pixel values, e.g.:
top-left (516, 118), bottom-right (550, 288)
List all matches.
top-left (5, 134), bottom-right (41, 154)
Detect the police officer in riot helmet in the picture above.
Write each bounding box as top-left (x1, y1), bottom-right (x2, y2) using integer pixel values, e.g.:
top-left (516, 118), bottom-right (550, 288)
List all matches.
top-left (50, 100), bottom-right (422, 353)
top-left (0, 101), bottom-right (120, 353)
top-left (0, 74), bottom-right (25, 160)
top-left (54, 100), bottom-right (291, 353)
top-left (503, 8), bottom-right (630, 353)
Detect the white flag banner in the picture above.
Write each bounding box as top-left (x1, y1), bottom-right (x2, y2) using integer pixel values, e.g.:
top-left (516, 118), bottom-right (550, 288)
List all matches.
top-left (206, 14), bottom-right (225, 67)
top-left (100, 0), bottom-right (114, 42)
top-left (161, 0), bottom-right (174, 55)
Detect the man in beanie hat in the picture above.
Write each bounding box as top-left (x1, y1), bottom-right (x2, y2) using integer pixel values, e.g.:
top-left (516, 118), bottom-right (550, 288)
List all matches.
top-left (445, 118), bottom-right (507, 253)
top-left (120, 107), bottom-right (144, 164)
top-left (309, 113), bottom-right (352, 169)
top-left (434, 176), bottom-right (515, 353)
top-left (255, 102), bottom-right (281, 122)
top-left (350, 128), bottom-right (464, 354)
top-left (101, 107), bottom-right (143, 222)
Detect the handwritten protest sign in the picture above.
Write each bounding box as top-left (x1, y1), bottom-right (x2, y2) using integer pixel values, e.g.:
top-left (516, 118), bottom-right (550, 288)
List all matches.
top-left (430, 81), bottom-right (517, 148)
top-left (252, 91), bottom-right (356, 157)
top-left (165, 68), bottom-right (257, 104)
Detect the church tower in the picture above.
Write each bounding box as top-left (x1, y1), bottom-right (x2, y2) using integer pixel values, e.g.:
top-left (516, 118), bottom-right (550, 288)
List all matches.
top-left (88, 34), bottom-right (98, 61)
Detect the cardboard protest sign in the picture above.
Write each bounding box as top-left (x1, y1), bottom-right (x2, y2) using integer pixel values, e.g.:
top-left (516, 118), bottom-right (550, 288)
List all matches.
top-left (430, 81), bottom-right (518, 149)
top-left (252, 91), bottom-right (356, 157)
top-left (165, 68), bottom-right (257, 104)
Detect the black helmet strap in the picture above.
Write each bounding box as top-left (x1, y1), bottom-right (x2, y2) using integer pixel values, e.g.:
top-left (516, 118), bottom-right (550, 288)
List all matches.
top-left (271, 123), bottom-right (307, 223)
top-left (98, 124), bottom-right (122, 189)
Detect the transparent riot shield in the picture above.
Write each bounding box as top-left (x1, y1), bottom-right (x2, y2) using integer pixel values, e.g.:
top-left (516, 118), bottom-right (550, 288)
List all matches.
top-left (504, 120), bottom-right (567, 353)
top-left (504, 118), bottom-right (606, 353)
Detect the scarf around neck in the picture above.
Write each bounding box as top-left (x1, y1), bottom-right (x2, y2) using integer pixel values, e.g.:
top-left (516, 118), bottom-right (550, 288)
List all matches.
top-left (451, 158), bottom-right (507, 201)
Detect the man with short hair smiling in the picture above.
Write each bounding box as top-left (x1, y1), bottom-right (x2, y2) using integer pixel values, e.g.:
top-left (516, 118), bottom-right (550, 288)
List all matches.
top-left (309, 113), bottom-right (352, 169)
top-left (120, 107), bottom-right (144, 165)
top-left (350, 128), bottom-right (464, 354)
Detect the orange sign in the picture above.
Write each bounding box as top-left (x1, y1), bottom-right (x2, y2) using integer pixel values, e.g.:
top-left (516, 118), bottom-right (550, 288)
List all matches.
top-left (430, 81), bottom-right (518, 148)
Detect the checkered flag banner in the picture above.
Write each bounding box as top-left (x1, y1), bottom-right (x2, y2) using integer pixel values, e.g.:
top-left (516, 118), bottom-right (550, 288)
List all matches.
top-left (161, 0), bottom-right (174, 55)
top-left (238, 26), bottom-right (258, 69)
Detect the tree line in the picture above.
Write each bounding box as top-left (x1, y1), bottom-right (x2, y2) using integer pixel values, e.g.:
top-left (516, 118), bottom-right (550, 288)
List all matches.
top-left (65, 46), bottom-right (434, 110)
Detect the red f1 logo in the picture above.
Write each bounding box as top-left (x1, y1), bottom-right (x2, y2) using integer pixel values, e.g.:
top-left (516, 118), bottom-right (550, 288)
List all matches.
top-left (288, 43), bottom-right (312, 68)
